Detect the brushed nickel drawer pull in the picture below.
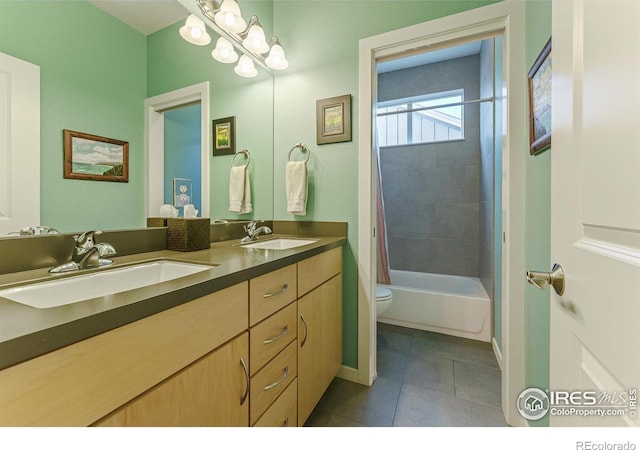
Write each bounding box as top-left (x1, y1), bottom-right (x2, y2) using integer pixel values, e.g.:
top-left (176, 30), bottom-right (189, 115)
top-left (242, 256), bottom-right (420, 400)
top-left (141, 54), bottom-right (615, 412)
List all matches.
top-left (263, 325), bottom-right (289, 345)
top-left (240, 356), bottom-right (249, 405)
top-left (283, 418), bottom-right (289, 427)
top-left (300, 313), bottom-right (308, 348)
top-left (263, 283), bottom-right (288, 298)
top-left (263, 366), bottom-right (289, 391)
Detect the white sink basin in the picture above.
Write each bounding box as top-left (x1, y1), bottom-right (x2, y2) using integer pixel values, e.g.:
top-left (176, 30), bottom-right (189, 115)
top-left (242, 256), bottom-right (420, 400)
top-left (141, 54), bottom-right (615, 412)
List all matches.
top-left (0, 260), bottom-right (214, 309)
top-left (241, 238), bottom-right (318, 250)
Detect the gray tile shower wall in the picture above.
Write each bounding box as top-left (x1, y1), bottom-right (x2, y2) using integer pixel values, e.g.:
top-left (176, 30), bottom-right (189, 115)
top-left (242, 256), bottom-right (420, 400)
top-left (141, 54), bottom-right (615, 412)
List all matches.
top-left (378, 54), bottom-right (481, 278)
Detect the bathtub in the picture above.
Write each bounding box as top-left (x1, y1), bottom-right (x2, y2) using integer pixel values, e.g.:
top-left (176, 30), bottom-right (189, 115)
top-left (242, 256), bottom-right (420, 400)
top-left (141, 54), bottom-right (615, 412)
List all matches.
top-left (378, 270), bottom-right (491, 342)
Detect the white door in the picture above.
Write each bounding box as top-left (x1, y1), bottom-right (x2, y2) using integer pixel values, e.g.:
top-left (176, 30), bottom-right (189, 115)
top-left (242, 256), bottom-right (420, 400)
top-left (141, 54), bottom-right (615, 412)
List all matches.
top-left (0, 52), bottom-right (40, 235)
top-left (549, 0), bottom-right (639, 426)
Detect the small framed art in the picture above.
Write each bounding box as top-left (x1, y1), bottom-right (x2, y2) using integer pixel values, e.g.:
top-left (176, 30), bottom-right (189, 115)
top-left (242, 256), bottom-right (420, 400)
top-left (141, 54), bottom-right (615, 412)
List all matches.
top-left (316, 94), bottom-right (352, 145)
top-left (213, 116), bottom-right (236, 156)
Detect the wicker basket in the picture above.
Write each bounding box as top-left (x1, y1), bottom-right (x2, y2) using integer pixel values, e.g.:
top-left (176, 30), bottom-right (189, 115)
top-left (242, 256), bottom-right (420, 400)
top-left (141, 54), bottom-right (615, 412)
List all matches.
top-left (146, 217), bottom-right (168, 228)
top-left (166, 218), bottom-right (210, 252)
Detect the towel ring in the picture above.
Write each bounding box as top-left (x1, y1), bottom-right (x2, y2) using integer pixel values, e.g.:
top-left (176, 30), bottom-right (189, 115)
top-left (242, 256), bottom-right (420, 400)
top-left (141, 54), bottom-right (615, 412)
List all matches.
top-left (288, 143), bottom-right (310, 163)
top-left (231, 149), bottom-right (251, 167)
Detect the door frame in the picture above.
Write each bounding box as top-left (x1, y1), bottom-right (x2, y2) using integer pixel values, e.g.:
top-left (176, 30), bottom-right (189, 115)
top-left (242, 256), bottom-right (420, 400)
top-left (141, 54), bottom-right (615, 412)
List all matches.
top-left (145, 82), bottom-right (210, 218)
top-left (357, 1), bottom-right (527, 426)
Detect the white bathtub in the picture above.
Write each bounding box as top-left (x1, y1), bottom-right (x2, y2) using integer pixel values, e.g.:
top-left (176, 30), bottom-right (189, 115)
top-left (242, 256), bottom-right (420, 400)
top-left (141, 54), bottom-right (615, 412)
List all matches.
top-left (378, 270), bottom-right (491, 342)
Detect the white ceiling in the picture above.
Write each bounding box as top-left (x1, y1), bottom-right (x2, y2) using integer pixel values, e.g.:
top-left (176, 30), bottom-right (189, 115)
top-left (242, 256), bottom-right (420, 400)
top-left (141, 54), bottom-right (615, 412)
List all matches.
top-left (87, 0), bottom-right (188, 35)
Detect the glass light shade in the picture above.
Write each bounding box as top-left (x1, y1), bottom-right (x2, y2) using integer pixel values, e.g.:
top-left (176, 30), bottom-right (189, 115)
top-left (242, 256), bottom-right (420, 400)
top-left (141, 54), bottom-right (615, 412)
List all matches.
top-left (242, 24), bottom-right (269, 54)
top-left (234, 54), bottom-right (257, 78)
top-left (265, 43), bottom-right (289, 70)
top-left (179, 14), bottom-right (211, 46)
top-left (211, 37), bottom-right (239, 63)
top-left (214, 0), bottom-right (246, 33)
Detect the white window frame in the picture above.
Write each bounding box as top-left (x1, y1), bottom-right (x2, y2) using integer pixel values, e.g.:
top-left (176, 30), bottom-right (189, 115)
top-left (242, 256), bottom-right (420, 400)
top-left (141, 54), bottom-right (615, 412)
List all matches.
top-left (376, 89), bottom-right (465, 146)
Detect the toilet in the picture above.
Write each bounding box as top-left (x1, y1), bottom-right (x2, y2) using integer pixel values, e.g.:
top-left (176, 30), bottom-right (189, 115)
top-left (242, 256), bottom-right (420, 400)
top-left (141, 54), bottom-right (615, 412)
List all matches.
top-left (375, 285), bottom-right (393, 318)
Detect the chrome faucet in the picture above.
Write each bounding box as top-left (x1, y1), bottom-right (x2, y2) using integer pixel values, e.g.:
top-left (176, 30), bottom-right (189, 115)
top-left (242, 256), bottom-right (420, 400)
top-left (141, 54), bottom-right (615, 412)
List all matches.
top-left (240, 220), bottom-right (272, 244)
top-left (49, 230), bottom-right (117, 273)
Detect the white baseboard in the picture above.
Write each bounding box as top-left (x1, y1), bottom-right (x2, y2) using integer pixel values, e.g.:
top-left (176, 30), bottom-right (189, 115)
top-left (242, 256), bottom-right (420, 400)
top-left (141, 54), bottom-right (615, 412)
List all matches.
top-left (336, 365), bottom-right (361, 384)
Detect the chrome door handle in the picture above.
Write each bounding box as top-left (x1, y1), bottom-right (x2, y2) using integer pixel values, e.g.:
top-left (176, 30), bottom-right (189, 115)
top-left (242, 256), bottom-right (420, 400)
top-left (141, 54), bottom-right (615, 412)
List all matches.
top-left (526, 263), bottom-right (565, 295)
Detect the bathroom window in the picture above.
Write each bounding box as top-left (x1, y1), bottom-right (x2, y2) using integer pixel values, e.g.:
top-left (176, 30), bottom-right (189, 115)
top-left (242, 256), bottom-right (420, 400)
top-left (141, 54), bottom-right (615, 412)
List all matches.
top-left (377, 89), bottom-right (464, 147)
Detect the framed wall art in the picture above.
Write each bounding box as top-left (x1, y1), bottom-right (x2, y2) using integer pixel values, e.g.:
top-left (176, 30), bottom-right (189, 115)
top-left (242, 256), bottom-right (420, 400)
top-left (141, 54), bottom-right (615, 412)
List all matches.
top-left (63, 129), bottom-right (129, 182)
top-left (213, 116), bottom-right (236, 156)
top-left (316, 94), bottom-right (352, 145)
top-left (528, 37), bottom-right (552, 155)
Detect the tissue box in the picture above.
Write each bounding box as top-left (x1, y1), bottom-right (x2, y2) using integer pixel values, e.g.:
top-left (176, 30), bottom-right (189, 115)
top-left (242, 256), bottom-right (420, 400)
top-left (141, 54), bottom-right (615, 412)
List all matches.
top-left (166, 218), bottom-right (210, 252)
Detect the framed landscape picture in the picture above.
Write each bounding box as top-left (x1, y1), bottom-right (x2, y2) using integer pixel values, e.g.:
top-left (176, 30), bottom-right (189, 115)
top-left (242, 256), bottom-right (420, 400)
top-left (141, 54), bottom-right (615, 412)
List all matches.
top-left (528, 38), bottom-right (552, 155)
top-left (63, 129), bottom-right (128, 182)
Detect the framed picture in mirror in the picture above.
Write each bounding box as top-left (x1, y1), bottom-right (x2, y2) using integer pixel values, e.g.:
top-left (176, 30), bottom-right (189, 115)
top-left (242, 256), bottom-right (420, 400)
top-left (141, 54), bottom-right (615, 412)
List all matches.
top-left (63, 129), bottom-right (129, 182)
top-left (213, 116), bottom-right (236, 156)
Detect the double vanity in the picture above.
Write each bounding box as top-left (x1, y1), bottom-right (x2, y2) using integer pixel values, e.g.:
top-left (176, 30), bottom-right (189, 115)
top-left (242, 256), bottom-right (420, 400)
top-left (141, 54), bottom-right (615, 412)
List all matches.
top-left (0, 222), bottom-right (346, 426)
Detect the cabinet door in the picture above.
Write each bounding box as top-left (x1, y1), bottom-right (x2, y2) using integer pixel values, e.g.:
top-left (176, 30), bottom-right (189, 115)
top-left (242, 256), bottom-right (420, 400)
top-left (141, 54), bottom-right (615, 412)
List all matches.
top-left (297, 275), bottom-right (342, 425)
top-left (95, 332), bottom-right (249, 427)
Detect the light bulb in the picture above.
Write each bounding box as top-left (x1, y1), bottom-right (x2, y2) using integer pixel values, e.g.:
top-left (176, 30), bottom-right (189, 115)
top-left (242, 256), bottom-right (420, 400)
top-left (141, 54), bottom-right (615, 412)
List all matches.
top-left (234, 54), bottom-right (257, 78)
top-left (214, 0), bottom-right (246, 33)
top-left (242, 23), bottom-right (269, 54)
top-left (265, 42), bottom-right (289, 70)
top-left (212, 37), bottom-right (239, 64)
top-left (179, 14), bottom-right (211, 46)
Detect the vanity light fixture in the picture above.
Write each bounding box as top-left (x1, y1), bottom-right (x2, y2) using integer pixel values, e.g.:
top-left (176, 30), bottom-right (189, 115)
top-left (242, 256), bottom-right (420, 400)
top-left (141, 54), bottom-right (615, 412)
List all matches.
top-left (211, 36), bottom-right (239, 63)
top-left (265, 37), bottom-right (289, 70)
top-left (213, 0), bottom-right (246, 33)
top-left (234, 54), bottom-right (257, 78)
top-left (179, 14), bottom-right (211, 46)
top-left (241, 16), bottom-right (269, 54)
top-left (179, 0), bottom-right (290, 77)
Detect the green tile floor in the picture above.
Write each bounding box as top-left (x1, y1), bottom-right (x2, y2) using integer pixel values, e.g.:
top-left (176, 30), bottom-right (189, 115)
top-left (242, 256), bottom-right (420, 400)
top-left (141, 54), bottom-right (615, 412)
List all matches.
top-left (305, 323), bottom-right (507, 427)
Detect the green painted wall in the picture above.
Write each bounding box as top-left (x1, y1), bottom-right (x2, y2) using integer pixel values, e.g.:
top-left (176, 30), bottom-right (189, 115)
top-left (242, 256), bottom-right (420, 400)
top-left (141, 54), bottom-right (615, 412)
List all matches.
top-left (272, 0), bottom-right (499, 368)
top-left (524, 0), bottom-right (551, 427)
top-left (0, 1), bottom-right (147, 233)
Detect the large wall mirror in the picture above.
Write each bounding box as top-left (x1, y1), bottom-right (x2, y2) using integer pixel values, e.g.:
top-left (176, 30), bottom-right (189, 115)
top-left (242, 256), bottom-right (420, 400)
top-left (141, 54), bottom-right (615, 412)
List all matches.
top-left (0, 0), bottom-right (274, 236)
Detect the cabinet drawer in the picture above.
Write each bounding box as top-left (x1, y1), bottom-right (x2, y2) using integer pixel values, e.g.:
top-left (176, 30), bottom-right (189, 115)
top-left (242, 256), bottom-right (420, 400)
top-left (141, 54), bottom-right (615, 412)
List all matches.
top-left (250, 340), bottom-right (297, 425)
top-left (249, 264), bottom-right (297, 326)
top-left (252, 378), bottom-right (297, 427)
top-left (297, 247), bottom-right (342, 297)
top-left (250, 302), bottom-right (297, 376)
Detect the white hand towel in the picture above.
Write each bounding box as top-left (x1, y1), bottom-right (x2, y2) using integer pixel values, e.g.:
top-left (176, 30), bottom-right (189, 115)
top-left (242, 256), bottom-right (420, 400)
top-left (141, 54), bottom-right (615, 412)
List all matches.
top-left (286, 161), bottom-right (308, 215)
top-left (228, 164), bottom-right (252, 214)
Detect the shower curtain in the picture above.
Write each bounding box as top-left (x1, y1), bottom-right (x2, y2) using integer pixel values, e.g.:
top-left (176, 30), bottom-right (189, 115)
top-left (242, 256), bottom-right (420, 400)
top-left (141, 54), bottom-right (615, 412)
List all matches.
top-left (375, 138), bottom-right (391, 285)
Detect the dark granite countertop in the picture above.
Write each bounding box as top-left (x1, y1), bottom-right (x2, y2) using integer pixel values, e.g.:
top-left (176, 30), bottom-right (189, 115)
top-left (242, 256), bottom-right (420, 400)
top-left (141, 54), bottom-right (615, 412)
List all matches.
top-left (0, 234), bottom-right (346, 370)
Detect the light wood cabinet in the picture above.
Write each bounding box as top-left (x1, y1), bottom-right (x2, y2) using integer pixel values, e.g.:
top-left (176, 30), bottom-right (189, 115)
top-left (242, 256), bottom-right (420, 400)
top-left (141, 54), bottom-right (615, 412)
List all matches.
top-left (250, 340), bottom-right (297, 425)
top-left (0, 244), bottom-right (343, 427)
top-left (296, 247), bottom-right (343, 425)
top-left (95, 332), bottom-right (249, 427)
top-left (253, 379), bottom-right (298, 427)
top-left (0, 282), bottom-right (248, 426)
top-left (249, 264), bottom-right (297, 326)
top-left (297, 274), bottom-right (343, 425)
